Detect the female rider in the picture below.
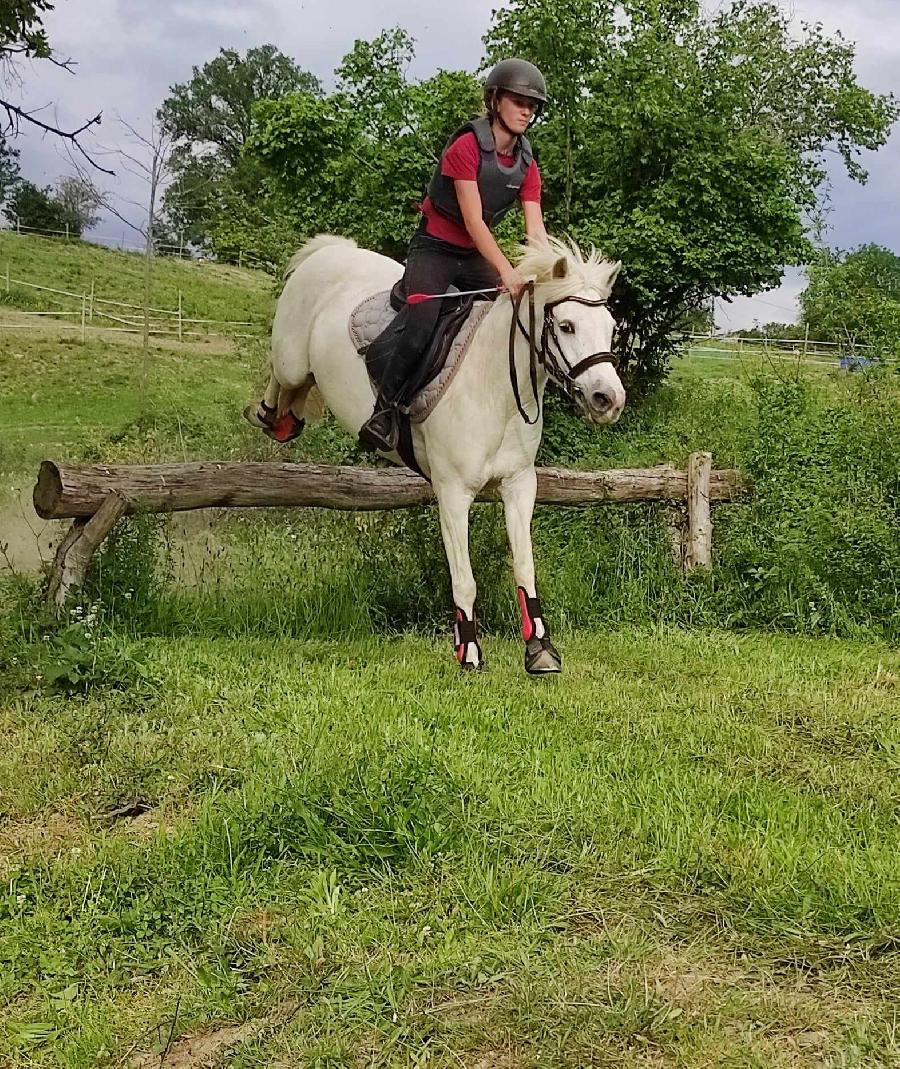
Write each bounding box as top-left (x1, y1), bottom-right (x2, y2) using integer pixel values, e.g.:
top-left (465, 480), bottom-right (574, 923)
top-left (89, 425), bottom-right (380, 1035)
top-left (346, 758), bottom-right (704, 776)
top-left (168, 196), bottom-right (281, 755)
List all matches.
top-left (358, 58), bottom-right (551, 452)
top-left (245, 59), bottom-right (551, 452)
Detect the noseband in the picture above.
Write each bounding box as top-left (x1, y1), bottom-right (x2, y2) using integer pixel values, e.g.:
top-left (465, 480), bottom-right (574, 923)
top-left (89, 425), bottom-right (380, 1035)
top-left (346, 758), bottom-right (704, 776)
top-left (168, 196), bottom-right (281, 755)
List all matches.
top-left (508, 281), bottom-right (617, 425)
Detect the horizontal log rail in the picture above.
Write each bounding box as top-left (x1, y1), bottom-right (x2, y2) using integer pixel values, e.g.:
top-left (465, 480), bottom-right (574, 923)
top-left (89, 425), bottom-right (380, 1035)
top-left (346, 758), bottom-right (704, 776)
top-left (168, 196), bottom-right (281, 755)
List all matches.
top-left (34, 459), bottom-right (750, 521)
top-left (34, 455), bottom-right (750, 613)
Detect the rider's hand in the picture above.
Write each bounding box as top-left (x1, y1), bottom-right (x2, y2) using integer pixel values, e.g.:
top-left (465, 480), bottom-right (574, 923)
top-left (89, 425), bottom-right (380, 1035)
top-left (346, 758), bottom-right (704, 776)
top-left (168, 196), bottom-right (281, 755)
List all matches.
top-left (500, 267), bottom-right (526, 299)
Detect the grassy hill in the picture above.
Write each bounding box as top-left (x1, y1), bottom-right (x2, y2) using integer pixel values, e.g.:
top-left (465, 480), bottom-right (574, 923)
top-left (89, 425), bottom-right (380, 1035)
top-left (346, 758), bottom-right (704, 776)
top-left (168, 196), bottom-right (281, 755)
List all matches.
top-left (0, 234), bottom-right (280, 489)
top-left (0, 232), bottom-right (274, 325)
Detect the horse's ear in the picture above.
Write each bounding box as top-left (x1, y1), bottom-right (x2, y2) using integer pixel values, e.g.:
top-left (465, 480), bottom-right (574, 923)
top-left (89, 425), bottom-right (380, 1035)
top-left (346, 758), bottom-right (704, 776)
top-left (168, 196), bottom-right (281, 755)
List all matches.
top-left (609, 260), bottom-right (623, 285)
top-left (551, 256), bottom-right (568, 279)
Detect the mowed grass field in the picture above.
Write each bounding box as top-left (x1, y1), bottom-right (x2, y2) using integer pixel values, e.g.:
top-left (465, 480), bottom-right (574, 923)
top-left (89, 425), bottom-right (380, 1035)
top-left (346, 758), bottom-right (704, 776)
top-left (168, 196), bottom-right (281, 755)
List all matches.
top-left (1, 235), bottom-right (899, 1066)
top-left (2, 629), bottom-right (898, 1066)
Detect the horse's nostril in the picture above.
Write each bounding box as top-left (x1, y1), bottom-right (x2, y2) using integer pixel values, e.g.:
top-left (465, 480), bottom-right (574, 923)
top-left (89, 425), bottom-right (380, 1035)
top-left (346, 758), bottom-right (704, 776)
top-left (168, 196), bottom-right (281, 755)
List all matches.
top-left (592, 390), bottom-right (612, 411)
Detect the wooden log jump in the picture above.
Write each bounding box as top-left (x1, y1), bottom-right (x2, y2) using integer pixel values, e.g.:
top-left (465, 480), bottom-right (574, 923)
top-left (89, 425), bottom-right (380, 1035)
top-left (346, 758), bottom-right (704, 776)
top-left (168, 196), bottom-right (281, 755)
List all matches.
top-left (34, 454), bottom-right (749, 611)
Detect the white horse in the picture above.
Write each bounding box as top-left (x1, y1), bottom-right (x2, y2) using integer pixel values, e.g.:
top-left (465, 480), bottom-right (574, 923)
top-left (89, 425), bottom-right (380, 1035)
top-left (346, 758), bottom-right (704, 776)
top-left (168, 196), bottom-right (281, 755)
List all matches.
top-left (259, 234), bottom-right (625, 673)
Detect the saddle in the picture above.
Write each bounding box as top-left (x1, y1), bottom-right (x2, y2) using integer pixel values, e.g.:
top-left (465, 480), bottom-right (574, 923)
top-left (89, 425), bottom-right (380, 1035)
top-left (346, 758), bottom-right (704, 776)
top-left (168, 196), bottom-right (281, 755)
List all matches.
top-left (348, 281), bottom-right (493, 423)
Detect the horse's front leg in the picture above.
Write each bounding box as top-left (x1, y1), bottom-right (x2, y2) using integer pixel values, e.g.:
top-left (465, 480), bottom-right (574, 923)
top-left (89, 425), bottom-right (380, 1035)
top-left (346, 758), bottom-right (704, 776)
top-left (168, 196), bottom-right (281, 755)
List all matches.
top-left (500, 468), bottom-right (561, 675)
top-left (435, 483), bottom-right (483, 669)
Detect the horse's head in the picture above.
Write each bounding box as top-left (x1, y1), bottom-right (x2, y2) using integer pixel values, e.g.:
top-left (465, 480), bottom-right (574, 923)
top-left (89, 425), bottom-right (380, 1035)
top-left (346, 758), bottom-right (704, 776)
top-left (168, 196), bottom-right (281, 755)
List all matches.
top-left (518, 238), bottom-right (626, 425)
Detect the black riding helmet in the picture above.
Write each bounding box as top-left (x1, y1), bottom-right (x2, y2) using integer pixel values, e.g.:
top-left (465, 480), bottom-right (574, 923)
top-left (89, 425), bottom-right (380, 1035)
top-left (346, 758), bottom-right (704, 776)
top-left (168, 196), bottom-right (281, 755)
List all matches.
top-left (484, 58), bottom-right (547, 118)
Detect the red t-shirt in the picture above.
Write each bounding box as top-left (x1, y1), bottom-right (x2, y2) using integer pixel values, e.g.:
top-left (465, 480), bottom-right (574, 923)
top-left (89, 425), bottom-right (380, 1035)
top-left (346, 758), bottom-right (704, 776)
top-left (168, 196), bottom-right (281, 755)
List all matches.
top-left (420, 130), bottom-right (541, 249)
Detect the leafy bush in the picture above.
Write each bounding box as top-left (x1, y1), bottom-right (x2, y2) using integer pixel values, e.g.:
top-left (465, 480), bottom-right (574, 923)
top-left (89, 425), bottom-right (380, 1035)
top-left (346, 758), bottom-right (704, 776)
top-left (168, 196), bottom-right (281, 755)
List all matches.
top-left (716, 374), bottom-right (900, 636)
top-left (82, 514), bottom-right (172, 631)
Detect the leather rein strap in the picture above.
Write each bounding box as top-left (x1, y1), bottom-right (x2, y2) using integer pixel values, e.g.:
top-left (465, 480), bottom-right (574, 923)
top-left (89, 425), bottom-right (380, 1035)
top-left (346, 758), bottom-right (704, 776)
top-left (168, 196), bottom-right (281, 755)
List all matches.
top-left (508, 281), bottom-right (617, 425)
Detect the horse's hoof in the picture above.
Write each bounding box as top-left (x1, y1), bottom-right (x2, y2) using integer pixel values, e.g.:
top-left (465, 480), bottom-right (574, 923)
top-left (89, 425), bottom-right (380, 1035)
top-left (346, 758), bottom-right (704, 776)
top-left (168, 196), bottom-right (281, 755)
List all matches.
top-left (242, 403), bottom-right (271, 430)
top-left (457, 644), bottom-right (485, 671)
top-left (525, 637), bottom-right (562, 675)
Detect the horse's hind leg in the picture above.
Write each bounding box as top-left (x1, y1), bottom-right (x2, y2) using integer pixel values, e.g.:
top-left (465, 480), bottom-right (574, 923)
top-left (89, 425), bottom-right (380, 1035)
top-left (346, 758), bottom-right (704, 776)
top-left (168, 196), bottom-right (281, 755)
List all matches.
top-left (244, 372), bottom-right (312, 443)
top-left (500, 468), bottom-right (561, 675)
top-left (435, 483), bottom-right (483, 669)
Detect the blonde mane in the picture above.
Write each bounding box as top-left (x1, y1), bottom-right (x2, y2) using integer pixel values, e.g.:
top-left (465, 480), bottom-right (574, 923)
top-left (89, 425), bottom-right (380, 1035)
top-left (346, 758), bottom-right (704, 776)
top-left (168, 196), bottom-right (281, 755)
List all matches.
top-left (515, 237), bottom-right (621, 302)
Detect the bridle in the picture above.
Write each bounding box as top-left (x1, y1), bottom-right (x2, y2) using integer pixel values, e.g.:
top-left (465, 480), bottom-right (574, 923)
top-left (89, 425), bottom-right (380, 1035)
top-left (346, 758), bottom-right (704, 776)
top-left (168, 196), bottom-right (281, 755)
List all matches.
top-left (508, 280), bottom-right (618, 425)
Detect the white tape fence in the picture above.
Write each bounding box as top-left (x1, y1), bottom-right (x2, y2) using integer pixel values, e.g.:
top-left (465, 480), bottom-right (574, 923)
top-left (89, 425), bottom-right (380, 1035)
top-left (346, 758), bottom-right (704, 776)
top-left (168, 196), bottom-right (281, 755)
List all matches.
top-left (0, 263), bottom-right (263, 342)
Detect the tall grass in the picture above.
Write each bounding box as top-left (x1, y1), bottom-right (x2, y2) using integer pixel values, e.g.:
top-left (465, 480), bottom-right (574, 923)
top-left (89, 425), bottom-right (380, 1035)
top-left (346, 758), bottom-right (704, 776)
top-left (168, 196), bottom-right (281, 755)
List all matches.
top-left (65, 368), bottom-right (898, 643)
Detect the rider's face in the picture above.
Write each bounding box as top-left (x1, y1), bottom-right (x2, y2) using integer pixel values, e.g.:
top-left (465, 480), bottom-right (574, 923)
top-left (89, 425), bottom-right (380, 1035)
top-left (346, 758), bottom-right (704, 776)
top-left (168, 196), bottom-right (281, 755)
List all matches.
top-left (497, 92), bottom-right (538, 133)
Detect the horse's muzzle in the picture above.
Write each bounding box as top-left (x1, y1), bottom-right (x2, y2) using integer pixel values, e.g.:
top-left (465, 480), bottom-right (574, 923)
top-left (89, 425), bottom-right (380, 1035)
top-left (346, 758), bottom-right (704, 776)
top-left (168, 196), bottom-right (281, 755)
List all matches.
top-left (582, 388), bottom-right (624, 425)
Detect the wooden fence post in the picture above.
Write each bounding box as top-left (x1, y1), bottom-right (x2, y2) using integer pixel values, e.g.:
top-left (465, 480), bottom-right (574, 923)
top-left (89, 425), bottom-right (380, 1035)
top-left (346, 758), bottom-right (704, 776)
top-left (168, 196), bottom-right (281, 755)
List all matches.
top-left (89, 279), bottom-right (95, 322)
top-left (177, 290), bottom-right (183, 341)
top-left (81, 294), bottom-right (87, 343)
top-left (685, 451), bottom-right (713, 570)
top-left (46, 493), bottom-right (129, 614)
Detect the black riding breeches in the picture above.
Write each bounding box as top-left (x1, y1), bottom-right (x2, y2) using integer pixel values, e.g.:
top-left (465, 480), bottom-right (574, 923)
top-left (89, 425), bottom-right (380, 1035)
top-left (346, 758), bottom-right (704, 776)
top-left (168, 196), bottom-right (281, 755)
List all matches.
top-left (367, 227), bottom-right (500, 404)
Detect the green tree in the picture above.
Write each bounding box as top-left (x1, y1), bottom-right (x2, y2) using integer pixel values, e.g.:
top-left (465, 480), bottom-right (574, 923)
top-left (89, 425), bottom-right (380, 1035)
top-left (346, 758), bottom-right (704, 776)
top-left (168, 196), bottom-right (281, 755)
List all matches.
top-left (801, 245), bottom-right (900, 359)
top-left (3, 179), bottom-right (75, 234)
top-left (246, 6), bottom-right (895, 390)
top-left (158, 45), bottom-right (322, 252)
top-left (54, 175), bottom-right (102, 235)
top-left (249, 29), bottom-right (480, 260)
top-left (484, 0), bottom-right (897, 388)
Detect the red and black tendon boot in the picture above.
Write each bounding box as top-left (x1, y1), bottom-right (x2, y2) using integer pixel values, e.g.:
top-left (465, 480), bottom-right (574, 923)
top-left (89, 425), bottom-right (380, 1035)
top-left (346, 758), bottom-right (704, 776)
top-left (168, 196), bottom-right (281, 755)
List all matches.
top-left (453, 605), bottom-right (483, 670)
top-left (517, 587), bottom-right (562, 675)
top-left (242, 401), bottom-right (305, 444)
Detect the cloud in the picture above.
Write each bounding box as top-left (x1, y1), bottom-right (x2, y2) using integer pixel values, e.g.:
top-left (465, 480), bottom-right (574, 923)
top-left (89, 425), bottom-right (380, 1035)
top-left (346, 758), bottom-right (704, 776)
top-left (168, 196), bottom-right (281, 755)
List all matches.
top-left (716, 267), bottom-right (808, 333)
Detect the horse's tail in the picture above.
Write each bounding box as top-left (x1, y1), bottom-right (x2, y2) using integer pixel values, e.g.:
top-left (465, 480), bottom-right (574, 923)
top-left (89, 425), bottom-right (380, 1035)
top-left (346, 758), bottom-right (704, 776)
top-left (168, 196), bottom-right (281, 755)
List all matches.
top-left (286, 234), bottom-right (358, 279)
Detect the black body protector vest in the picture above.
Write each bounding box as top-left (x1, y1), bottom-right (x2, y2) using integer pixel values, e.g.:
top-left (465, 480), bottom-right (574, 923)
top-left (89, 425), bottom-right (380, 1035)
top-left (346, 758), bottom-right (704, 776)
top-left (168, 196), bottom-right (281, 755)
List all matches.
top-left (427, 116), bottom-right (534, 230)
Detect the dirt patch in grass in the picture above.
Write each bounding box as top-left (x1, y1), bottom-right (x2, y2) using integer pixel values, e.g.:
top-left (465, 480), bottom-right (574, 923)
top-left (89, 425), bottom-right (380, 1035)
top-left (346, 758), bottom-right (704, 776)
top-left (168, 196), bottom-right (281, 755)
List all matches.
top-left (129, 1021), bottom-right (259, 1068)
top-left (0, 809), bottom-right (88, 876)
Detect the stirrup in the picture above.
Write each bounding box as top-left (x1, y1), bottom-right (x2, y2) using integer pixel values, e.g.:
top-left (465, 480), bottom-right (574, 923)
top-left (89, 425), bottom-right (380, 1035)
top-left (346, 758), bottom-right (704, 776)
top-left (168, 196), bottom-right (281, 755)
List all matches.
top-left (358, 407), bottom-right (399, 453)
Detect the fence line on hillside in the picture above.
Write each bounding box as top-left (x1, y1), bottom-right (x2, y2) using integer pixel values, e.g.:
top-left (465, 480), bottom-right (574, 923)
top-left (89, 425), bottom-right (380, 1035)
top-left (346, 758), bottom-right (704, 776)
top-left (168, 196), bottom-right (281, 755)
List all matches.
top-left (675, 330), bottom-right (885, 366)
top-left (2, 222), bottom-right (275, 271)
top-left (0, 264), bottom-right (263, 342)
top-left (0, 240), bottom-right (887, 362)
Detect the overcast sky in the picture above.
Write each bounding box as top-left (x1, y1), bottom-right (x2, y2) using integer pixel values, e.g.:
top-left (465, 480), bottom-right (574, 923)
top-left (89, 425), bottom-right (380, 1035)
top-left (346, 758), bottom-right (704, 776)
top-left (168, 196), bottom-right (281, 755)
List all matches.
top-left (10, 0), bottom-right (899, 330)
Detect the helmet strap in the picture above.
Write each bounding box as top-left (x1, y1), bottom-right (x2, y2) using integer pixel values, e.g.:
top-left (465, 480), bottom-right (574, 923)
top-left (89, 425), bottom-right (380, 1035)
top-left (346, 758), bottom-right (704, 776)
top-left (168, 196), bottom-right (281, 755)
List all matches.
top-left (489, 91), bottom-right (523, 144)
top-left (497, 114), bottom-right (520, 139)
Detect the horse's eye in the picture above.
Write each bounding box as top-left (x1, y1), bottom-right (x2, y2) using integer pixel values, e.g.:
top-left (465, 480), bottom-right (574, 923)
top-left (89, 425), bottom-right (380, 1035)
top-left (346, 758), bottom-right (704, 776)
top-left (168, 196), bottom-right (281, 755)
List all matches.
top-left (560, 321), bottom-right (575, 334)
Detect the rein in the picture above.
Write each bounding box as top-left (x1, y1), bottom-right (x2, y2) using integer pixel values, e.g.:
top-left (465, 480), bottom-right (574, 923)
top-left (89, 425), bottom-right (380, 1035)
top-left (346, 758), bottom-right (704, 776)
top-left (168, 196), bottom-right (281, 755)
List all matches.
top-left (508, 282), bottom-right (617, 425)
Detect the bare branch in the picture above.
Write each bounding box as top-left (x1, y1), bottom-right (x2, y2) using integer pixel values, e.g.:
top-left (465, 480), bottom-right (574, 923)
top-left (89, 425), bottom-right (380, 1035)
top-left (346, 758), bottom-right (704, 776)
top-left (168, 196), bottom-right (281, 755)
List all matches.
top-left (46, 54), bottom-right (78, 74)
top-left (0, 100), bottom-right (114, 175)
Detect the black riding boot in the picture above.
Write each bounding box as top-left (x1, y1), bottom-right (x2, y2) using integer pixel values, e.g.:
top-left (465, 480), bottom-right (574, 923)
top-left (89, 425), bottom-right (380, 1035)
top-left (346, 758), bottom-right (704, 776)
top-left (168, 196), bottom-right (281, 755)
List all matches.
top-left (358, 395), bottom-right (400, 453)
top-left (358, 345), bottom-right (420, 453)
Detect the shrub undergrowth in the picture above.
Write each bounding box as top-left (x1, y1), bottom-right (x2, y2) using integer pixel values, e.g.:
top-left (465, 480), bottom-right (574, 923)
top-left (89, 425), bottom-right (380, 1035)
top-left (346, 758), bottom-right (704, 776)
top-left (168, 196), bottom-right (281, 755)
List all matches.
top-left (4, 366), bottom-right (897, 649)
